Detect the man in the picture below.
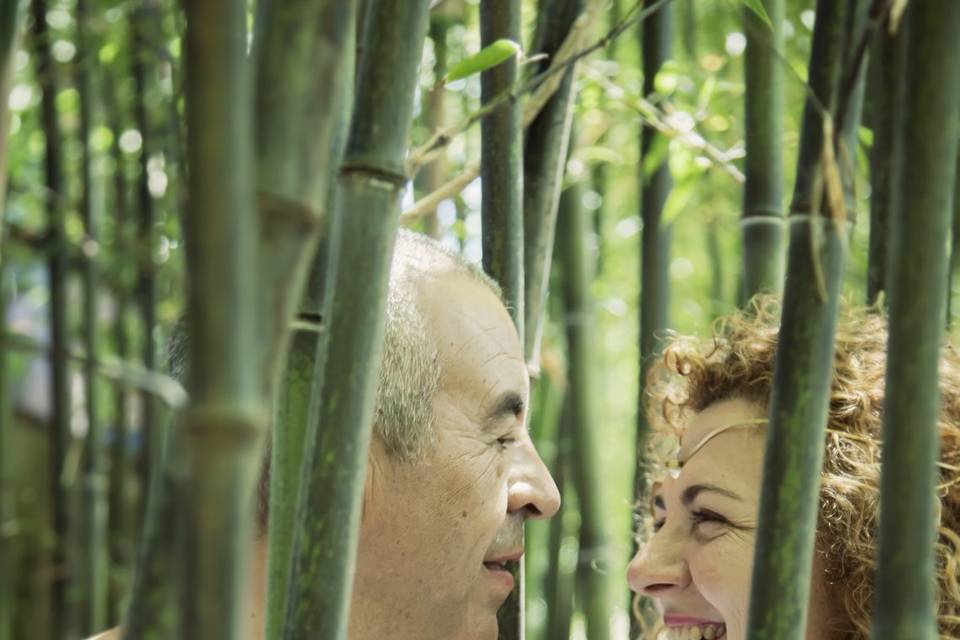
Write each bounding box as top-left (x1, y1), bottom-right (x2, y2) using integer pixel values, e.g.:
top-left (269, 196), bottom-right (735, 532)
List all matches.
top-left (94, 230), bottom-right (560, 639)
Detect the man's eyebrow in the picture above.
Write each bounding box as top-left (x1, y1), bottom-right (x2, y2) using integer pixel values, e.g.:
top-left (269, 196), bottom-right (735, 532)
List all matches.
top-left (681, 483), bottom-right (742, 507)
top-left (483, 390), bottom-right (525, 429)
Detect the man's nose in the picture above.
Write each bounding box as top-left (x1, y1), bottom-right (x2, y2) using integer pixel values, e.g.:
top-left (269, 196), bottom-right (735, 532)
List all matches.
top-left (507, 441), bottom-right (561, 519)
top-left (627, 530), bottom-right (690, 596)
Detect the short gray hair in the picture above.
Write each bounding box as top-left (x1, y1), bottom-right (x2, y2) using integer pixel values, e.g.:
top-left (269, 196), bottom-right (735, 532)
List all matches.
top-left (374, 230), bottom-right (501, 461)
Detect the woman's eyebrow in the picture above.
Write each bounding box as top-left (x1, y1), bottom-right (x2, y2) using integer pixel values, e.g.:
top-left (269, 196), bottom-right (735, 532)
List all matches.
top-left (681, 483), bottom-right (742, 506)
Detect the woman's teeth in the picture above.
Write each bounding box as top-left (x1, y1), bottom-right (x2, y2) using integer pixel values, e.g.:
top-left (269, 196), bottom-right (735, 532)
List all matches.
top-left (659, 624), bottom-right (726, 640)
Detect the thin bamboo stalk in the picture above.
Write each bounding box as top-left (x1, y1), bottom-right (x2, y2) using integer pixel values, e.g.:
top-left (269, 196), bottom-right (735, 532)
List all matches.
top-left (746, 2), bottom-right (849, 638)
top-left (75, 0), bottom-right (109, 631)
top-left (633, 11), bottom-right (673, 635)
top-left (480, 4), bottom-right (526, 636)
top-left (179, 1), bottom-right (263, 637)
top-left (481, 0), bottom-right (524, 346)
top-left (523, 0), bottom-right (583, 371)
top-left (837, 0), bottom-right (868, 221)
top-left (949, 151), bottom-right (960, 329)
top-left (130, 3), bottom-right (159, 504)
top-left (256, 3), bottom-right (358, 636)
top-left (741, 0), bottom-right (785, 299)
top-left (872, 3), bottom-right (960, 637)
top-left (544, 404), bottom-right (575, 640)
top-left (0, 4), bottom-right (20, 635)
top-left (558, 179), bottom-right (611, 639)
top-left (281, 1), bottom-right (432, 636)
top-left (417, 13), bottom-right (451, 238)
top-left (866, 12), bottom-right (904, 307)
top-left (32, 0), bottom-right (73, 634)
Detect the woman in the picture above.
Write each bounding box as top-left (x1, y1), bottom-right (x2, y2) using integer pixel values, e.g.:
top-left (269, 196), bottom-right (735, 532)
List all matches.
top-left (627, 300), bottom-right (960, 640)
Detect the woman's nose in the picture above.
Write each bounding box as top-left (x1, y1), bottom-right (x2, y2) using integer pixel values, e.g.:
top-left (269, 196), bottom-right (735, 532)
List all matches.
top-left (627, 531), bottom-right (690, 596)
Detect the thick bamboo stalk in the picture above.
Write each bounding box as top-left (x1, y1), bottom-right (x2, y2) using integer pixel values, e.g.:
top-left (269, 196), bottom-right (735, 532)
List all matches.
top-left (523, 0), bottom-right (582, 370)
top-left (558, 180), bottom-right (610, 639)
top-left (75, 0), bottom-right (109, 631)
top-left (866, 13), bottom-right (904, 307)
top-left (741, 0), bottom-right (784, 299)
top-left (32, 0), bottom-right (73, 634)
top-left (481, 0), bottom-right (524, 347)
top-left (281, 1), bottom-right (432, 636)
top-left (746, 2), bottom-right (849, 638)
top-left (252, 0), bottom-right (358, 394)
top-left (179, 1), bottom-right (264, 637)
top-left (872, 3), bottom-right (960, 637)
top-left (256, 3), bottom-right (358, 636)
top-left (0, 0), bottom-right (18, 250)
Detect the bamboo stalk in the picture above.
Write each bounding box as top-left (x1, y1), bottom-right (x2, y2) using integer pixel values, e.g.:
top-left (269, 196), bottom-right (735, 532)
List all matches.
top-left (130, 3), bottom-right (159, 506)
top-left (558, 179), bottom-right (611, 639)
top-left (480, 3), bottom-right (526, 636)
top-left (866, 11), bottom-right (904, 307)
top-left (745, 2), bottom-right (849, 638)
top-left (872, 2), bottom-right (960, 637)
top-left (741, 0), bottom-right (785, 299)
top-left (481, 0), bottom-right (524, 346)
top-left (32, 0), bottom-right (73, 634)
top-left (178, 1), bottom-right (264, 637)
top-left (255, 2), bottom-right (358, 636)
top-left (281, 1), bottom-right (432, 636)
top-left (0, 3), bottom-right (20, 633)
top-left (633, 11), bottom-right (673, 636)
top-left (949, 151), bottom-right (960, 330)
top-left (836, 0), bottom-right (868, 222)
top-left (75, 0), bottom-right (109, 631)
top-left (544, 402), bottom-right (575, 640)
top-left (523, 0), bottom-right (583, 371)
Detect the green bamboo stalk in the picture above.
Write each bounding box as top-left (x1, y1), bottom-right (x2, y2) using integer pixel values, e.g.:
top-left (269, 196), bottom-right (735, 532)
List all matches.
top-left (480, 4), bottom-right (526, 636)
top-left (836, 0), bottom-right (868, 221)
top-left (254, 2), bottom-right (358, 636)
top-left (104, 78), bottom-right (134, 620)
top-left (558, 179), bottom-right (610, 640)
top-left (0, 4), bottom-right (20, 636)
top-left (746, 2), bottom-right (849, 638)
top-left (866, 14), bottom-right (905, 307)
top-left (130, 4), bottom-right (159, 501)
top-left (482, 0), bottom-right (524, 346)
top-left (252, 0), bottom-right (358, 393)
top-left (949, 150), bottom-right (960, 329)
top-left (417, 13), bottom-right (451, 238)
top-left (75, 0), bottom-right (109, 631)
top-left (523, 0), bottom-right (582, 370)
top-left (281, 1), bottom-right (432, 636)
top-left (179, 1), bottom-right (263, 637)
top-left (632, 12), bottom-right (673, 634)
top-left (32, 0), bottom-right (73, 634)
top-left (872, 3), bottom-right (960, 637)
top-left (741, 0), bottom-right (784, 299)
top-left (543, 405), bottom-right (575, 640)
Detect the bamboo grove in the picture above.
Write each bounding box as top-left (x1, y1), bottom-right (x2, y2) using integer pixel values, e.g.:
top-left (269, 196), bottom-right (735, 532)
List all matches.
top-left (3, 0), bottom-right (960, 638)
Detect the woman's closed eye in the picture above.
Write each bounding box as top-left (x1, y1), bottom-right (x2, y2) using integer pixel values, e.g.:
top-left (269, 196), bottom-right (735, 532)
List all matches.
top-left (690, 508), bottom-right (731, 537)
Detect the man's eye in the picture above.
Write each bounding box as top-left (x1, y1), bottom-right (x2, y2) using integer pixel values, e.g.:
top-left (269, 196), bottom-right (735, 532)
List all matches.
top-left (691, 509), bottom-right (728, 532)
top-left (496, 436), bottom-right (516, 449)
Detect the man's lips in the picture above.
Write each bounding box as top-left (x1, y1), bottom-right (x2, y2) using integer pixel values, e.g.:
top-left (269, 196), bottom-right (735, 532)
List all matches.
top-left (483, 550), bottom-right (522, 591)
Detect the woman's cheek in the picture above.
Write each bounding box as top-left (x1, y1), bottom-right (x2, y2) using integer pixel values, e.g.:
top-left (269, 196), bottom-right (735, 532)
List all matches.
top-left (691, 537), bottom-right (754, 622)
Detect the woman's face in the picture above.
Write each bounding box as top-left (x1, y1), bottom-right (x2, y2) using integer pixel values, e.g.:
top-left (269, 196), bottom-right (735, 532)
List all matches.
top-left (627, 398), bottom-right (836, 640)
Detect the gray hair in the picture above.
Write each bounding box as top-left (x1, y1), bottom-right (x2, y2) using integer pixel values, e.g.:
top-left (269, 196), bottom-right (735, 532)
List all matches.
top-left (374, 230), bottom-right (501, 461)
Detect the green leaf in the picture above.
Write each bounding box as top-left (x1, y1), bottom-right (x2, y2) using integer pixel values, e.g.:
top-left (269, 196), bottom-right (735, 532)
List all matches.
top-left (743, 0), bottom-right (772, 29)
top-left (445, 39), bottom-right (520, 83)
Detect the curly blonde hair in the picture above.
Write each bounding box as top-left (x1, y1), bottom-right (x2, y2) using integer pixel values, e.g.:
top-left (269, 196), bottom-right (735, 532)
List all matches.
top-left (640, 297), bottom-right (960, 639)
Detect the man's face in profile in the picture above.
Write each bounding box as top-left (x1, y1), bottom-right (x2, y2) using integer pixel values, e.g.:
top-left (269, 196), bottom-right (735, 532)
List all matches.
top-left (354, 271), bottom-right (561, 640)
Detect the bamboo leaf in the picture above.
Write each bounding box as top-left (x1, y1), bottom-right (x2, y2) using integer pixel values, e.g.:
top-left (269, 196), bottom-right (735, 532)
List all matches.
top-left (445, 38), bottom-right (520, 83)
top-left (743, 0), bottom-right (772, 29)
